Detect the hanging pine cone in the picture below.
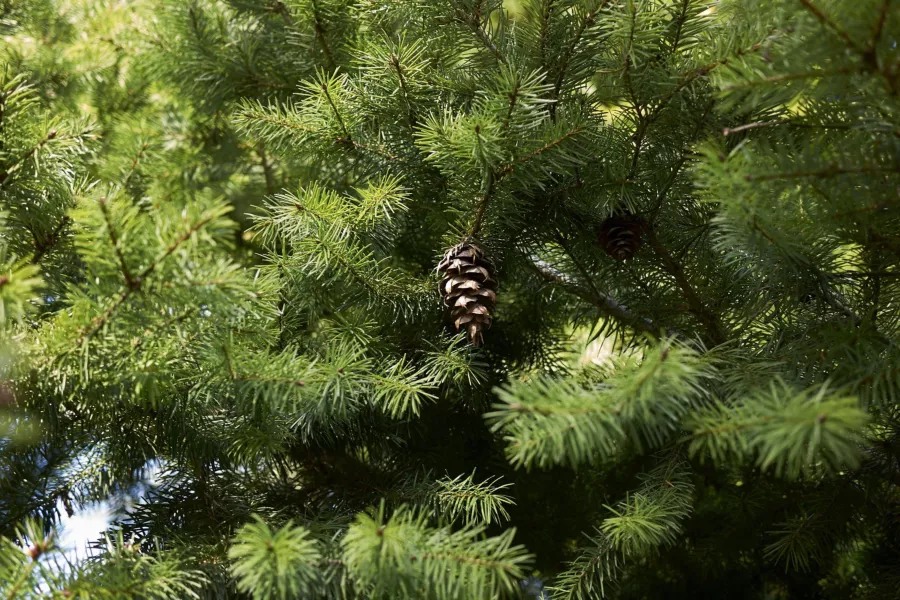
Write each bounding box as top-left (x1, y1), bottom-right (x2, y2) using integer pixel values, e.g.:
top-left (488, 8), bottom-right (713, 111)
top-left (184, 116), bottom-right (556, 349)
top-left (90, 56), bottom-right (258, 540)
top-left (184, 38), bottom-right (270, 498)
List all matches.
top-left (438, 241), bottom-right (497, 346)
top-left (596, 212), bottom-right (645, 260)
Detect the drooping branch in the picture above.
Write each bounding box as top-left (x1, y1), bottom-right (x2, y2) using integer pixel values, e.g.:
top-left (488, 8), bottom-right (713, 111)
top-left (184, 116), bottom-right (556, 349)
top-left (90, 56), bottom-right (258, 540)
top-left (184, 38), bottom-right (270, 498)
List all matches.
top-left (528, 258), bottom-right (659, 336)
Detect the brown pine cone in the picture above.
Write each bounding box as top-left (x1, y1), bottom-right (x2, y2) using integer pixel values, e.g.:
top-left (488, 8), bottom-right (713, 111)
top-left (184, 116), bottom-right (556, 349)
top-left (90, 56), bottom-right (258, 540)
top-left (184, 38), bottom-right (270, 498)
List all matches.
top-left (597, 212), bottom-right (645, 260)
top-left (438, 242), bottom-right (498, 346)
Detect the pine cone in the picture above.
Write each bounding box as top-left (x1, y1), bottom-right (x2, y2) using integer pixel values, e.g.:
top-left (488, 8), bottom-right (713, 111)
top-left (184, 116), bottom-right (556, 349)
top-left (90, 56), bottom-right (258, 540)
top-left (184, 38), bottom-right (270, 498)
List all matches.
top-left (438, 242), bottom-right (497, 346)
top-left (597, 213), bottom-right (645, 260)
top-left (26, 544), bottom-right (43, 560)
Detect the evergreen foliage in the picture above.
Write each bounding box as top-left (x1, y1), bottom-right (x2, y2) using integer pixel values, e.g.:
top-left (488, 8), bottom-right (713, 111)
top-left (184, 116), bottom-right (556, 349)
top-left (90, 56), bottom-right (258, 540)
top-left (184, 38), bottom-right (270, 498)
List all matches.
top-left (1, 0), bottom-right (899, 598)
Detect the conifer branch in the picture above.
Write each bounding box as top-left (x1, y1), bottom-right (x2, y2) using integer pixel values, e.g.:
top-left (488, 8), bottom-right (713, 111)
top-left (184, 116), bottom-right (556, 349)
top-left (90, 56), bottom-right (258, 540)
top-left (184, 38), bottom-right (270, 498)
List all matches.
top-left (722, 120), bottom-right (783, 136)
top-left (139, 217), bottom-right (217, 282)
top-left (529, 258), bottom-right (658, 335)
top-left (469, 124), bottom-right (583, 236)
top-left (720, 66), bottom-right (862, 91)
top-left (496, 125), bottom-right (585, 179)
top-left (647, 227), bottom-right (725, 345)
top-left (98, 197), bottom-right (136, 287)
top-left (389, 53), bottom-right (416, 127)
top-left (454, 5), bottom-right (509, 66)
top-left (307, 235), bottom-right (378, 295)
top-left (871, 0), bottom-right (891, 50)
top-left (468, 171), bottom-right (495, 238)
top-left (31, 216), bottom-right (70, 264)
top-left (256, 142), bottom-right (276, 195)
top-left (320, 80), bottom-right (350, 140)
top-left (5, 560), bottom-right (37, 600)
top-left (232, 372), bottom-right (308, 387)
top-left (0, 129), bottom-right (57, 188)
top-left (643, 36), bottom-right (774, 124)
top-left (815, 273), bottom-right (864, 327)
top-left (550, 540), bottom-right (617, 600)
top-left (669, 0), bottom-right (690, 55)
top-left (74, 214), bottom-right (218, 345)
top-left (131, 308), bottom-right (197, 352)
top-left (745, 164), bottom-right (900, 181)
top-left (798, 0), bottom-right (866, 54)
top-left (6, 1), bottom-right (899, 596)
top-left (651, 101), bottom-right (713, 219)
top-left (502, 74), bottom-right (520, 128)
top-left (549, 1), bottom-right (607, 111)
top-left (537, 0), bottom-right (555, 77)
top-left (271, 0), bottom-right (292, 25)
top-left (239, 106), bottom-right (398, 160)
top-left (311, 1), bottom-right (336, 69)
top-left (724, 120), bottom-right (899, 136)
top-left (121, 142), bottom-right (149, 187)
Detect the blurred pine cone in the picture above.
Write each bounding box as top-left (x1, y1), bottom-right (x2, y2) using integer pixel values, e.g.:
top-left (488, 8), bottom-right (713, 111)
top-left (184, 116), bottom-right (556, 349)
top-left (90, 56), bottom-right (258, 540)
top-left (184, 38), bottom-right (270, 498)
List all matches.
top-left (597, 212), bottom-right (645, 260)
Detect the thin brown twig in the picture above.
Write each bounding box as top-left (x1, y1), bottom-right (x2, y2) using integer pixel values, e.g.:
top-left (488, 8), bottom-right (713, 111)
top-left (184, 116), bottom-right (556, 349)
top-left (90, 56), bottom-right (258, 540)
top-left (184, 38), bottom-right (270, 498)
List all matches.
top-left (669, 0), bottom-right (691, 55)
top-left (722, 119), bottom-right (884, 136)
top-left (468, 170), bottom-right (494, 238)
top-left (496, 125), bottom-right (585, 179)
top-left (390, 53), bottom-right (417, 127)
top-left (723, 120), bottom-right (783, 136)
top-left (271, 0), bottom-right (293, 24)
top-left (538, 0), bottom-right (556, 79)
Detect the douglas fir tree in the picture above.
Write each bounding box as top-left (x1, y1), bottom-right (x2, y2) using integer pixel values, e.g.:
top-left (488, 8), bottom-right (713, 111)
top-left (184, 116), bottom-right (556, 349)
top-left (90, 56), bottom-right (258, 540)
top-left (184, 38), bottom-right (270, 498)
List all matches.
top-left (1, 0), bottom-right (899, 598)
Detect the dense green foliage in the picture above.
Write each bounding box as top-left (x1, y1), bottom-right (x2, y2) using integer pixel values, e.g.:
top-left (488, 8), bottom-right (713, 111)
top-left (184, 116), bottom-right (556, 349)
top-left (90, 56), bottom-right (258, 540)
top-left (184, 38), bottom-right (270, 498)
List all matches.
top-left (1, 0), bottom-right (899, 598)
